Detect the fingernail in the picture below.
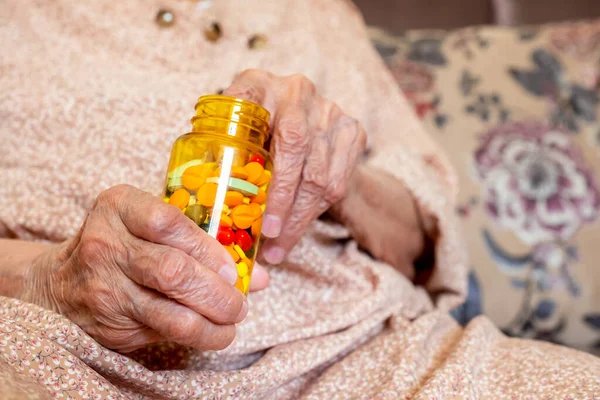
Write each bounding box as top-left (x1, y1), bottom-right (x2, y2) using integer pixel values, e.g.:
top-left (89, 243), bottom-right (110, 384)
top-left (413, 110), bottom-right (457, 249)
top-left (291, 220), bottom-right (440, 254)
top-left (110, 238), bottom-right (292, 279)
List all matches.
top-left (262, 215), bottom-right (281, 238)
top-left (236, 300), bottom-right (249, 323)
top-left (263, 246), bottom-right (285, 264)
top-left (219, 264), bottom-right (238, 286)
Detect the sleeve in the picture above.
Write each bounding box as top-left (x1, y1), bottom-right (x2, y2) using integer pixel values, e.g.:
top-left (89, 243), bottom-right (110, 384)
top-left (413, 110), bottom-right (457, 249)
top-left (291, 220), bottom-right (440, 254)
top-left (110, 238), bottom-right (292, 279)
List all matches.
top-left (306, 0), bottom-right (468, 310)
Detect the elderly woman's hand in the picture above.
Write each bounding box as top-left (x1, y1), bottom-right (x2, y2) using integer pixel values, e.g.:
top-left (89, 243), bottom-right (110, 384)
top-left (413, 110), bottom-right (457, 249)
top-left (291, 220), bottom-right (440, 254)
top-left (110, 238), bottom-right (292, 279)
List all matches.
top-left (25, 185), bottom-right (257, 353)
top-left (223, 70), bottom-right (367, 264)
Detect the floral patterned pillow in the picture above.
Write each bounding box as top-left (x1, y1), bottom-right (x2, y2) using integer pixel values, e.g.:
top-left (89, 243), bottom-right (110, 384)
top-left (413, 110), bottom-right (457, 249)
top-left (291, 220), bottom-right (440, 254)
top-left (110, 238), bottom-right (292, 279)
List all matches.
top-left (372, 20), bottom-right (600, 353)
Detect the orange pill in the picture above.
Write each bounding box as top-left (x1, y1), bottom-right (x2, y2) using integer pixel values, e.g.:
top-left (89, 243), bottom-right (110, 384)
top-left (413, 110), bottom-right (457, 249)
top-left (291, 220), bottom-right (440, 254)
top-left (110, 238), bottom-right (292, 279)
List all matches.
top-left (196, 183), bottom-right (218, 207)
top-left (256, 170), bottom-right (271, 187)
top-left (214, 166), bottom-right (249, 180)
top-left (248, 202), bottom-right (262, 219)
top-left (235, 277), bottom-right (245, 293)
top-left (250, 189), bottom-right (267, 205)
top-left (168, 189), bottom-right (190, 210)
top-left (230, 205), bottom-right (255, 229)
top-left (224, 191), bottom-right (244, 207)
top-left (251, 218), bottom-right (262, 237)
top-left (244, 162), bottom-right (264, 184)
top-left (225, 245), bottom-right (240, 262)
top-left (231, 166), bottom-right (249, 180)
top-left (181, 164), bottom-right (212, 191)
top-left (220, 214), bottom-right (233, 228)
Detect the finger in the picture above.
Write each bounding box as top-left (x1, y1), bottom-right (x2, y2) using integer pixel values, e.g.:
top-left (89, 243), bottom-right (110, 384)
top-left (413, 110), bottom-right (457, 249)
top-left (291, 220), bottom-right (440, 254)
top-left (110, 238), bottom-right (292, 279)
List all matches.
top-left (221, 69), bottom-right (277, 113)
top-left (328, 116), bottom-right (367, 198)
top-left (105, 185), bottom-right (238, 281)
top-left (261, 127), bottom-right (331, 264)
top-left (130, 286), bottom-right (237, 351)
top-left (98, 326), bottom-right (166, 354)
top-left (262, 100), bottom-right (311, 239)
top-left (122, 238), bottom-right (248, 325)
top-left (248, 262), bottom-right (270, 292)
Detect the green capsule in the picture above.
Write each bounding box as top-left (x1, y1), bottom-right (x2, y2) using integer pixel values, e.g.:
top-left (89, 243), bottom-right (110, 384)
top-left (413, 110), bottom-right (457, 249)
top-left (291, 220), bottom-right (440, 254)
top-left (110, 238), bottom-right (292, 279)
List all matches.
top-left (185, 204), bottom-right (207, 226)
top-left (245, 245), bottom-right (256, 259)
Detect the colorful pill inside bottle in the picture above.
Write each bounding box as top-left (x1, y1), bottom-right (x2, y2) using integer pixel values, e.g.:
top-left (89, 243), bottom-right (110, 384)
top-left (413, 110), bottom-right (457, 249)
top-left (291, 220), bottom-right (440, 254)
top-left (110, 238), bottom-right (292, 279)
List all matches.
top-left (163, 95), bottom-right (273, 295)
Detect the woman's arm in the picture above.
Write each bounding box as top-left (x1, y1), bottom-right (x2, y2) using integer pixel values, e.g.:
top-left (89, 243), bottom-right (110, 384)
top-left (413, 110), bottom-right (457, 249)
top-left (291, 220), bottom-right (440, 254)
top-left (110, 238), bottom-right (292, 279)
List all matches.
top-left (0, 239), bottom-right (52, 301)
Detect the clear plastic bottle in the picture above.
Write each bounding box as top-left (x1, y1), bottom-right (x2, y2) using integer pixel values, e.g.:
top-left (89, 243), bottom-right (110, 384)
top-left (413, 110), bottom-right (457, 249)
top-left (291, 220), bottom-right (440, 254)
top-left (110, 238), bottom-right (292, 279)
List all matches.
top-left (163, 95), bottom-right (273, 295)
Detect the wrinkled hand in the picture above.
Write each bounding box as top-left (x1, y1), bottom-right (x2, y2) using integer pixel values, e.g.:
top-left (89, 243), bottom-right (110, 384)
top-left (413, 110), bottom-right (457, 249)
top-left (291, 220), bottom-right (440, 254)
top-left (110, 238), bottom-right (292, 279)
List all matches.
top-left (223, 70), bottom-right (367, 264)
top-left (330, 165), bottom-right (427, 278)
top-left (26, 185), bottom-right (268, 353)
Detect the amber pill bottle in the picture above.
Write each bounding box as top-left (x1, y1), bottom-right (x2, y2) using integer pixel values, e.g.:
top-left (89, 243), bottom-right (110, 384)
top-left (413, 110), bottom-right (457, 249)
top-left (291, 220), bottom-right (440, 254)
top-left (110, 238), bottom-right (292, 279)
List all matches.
top-left (163, 95), bottom-right (273, 295)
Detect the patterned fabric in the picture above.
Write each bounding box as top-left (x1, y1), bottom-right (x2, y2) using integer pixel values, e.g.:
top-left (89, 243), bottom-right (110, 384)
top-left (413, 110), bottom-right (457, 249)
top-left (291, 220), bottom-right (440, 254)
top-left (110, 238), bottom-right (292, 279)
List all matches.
top-left (373, 20), bottom-right (600, 353)
top-left (0, 1), bottom-right (599, 398)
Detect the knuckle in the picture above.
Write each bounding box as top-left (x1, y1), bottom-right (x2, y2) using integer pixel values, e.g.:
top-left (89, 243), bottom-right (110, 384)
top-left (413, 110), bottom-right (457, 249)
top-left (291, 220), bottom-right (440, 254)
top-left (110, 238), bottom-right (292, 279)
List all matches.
top-left (153, 251), bottom-right (190, 294)
top-left (326, 180), bottom-right (348, 204)
top-left (302, 167), bottom-right (328, 195)
top-left (95, 184), bottom-right (131, 207)
top-left (227, 84), bottom-right (266, 103)
top-left (146, 203), bottom-right (182, 234)
top-left (287, 73), bottom-right (316, 94)
top-left (78, 234), bottom-right (113, 265)
top-left (166, 312), bottom-right (196, 343)
top-left (278, 119), bottom-right (309, 149)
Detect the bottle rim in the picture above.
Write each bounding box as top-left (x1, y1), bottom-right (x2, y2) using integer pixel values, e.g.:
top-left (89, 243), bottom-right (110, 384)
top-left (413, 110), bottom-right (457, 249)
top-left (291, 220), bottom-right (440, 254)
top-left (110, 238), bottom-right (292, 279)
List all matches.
top-left (192, 95), bottom-right (271, 146)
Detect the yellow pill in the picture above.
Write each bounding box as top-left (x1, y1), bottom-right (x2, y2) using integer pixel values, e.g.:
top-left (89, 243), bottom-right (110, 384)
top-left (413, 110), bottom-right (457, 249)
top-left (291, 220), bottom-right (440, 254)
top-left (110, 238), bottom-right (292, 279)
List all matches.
top-left (225, 246), bottom-right (240, 262)
top-left (221, 204), bottom-right (229, 214)
top-left (243, 197), bottom-right (250, 204)
top-left (243, 275), bottom-right (250, 292)
top-left (237, 262), bottom-right (249, 277)
top-left (234, 245), bottom-right (246, 259)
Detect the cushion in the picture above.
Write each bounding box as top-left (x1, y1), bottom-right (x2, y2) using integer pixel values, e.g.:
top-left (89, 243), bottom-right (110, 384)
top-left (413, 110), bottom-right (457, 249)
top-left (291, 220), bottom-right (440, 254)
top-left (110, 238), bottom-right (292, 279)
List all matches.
top-left (372, 19), bottom-right (600, 354)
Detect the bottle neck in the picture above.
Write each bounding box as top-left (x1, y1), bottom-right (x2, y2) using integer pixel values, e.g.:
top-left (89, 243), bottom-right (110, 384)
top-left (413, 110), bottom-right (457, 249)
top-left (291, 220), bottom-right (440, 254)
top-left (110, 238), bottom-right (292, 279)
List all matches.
top-left (190, 95), bottom-right (270, 148)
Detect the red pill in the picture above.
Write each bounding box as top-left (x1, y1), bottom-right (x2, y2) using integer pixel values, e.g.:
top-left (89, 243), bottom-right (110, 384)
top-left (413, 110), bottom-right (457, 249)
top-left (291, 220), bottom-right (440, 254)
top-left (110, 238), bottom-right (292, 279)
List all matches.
top-left (249, 154), bottom-right (265, 167)
top-left (217, 227), bottom-right (235, 246)
top-left (235, 230), bottom-right (253, 252)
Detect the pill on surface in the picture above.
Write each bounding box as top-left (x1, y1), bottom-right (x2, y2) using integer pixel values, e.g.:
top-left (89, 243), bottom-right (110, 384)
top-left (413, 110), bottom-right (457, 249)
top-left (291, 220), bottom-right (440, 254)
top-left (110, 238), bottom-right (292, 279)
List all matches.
top-left (244, 162), bottom-right (264, 185)
top-left (206, 177), bottom-right (258, 196)
top-left (185, 204), bottom-right (207, 225)
top-left (231, 205), bottom-right (255, 229)
top-left (196, 182), bottom-right (218, 207)
top-left (237, 261), bottom-right (249, 277)
top-left (168, 188), bottom-right (190, 210)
